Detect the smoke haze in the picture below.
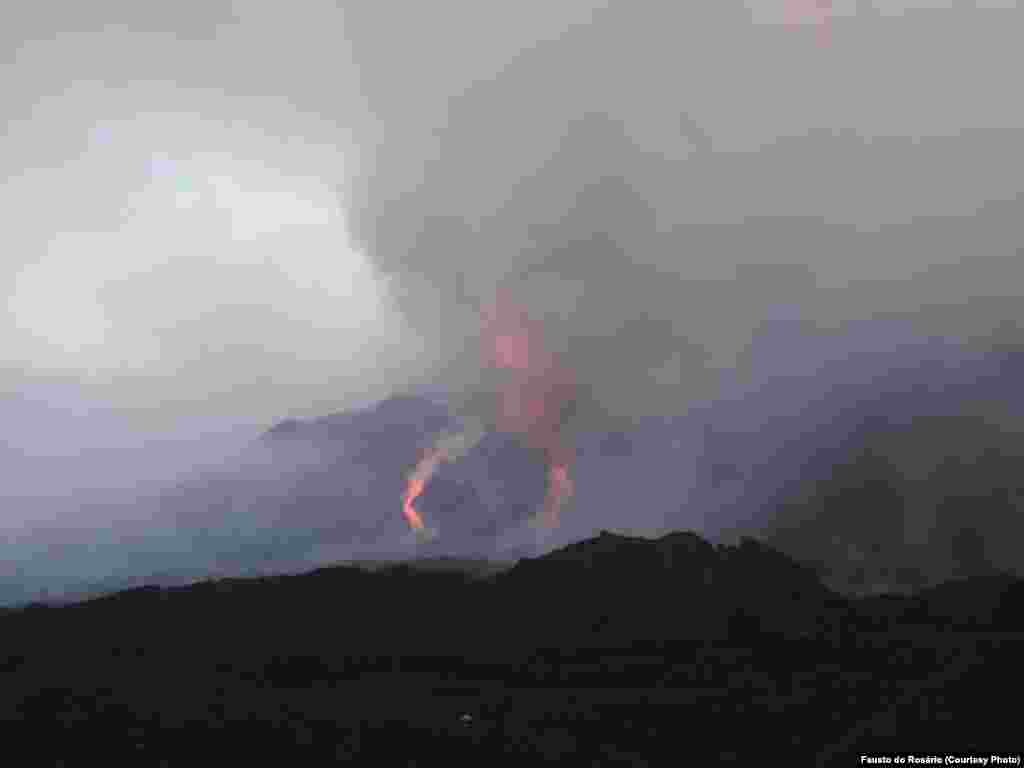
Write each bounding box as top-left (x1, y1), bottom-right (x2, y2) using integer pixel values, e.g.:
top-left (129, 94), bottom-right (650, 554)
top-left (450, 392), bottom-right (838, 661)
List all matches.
top-left (3, 2), bottom-right (1024, 600)
top-left (342, 1), bottom-right (1024, 424)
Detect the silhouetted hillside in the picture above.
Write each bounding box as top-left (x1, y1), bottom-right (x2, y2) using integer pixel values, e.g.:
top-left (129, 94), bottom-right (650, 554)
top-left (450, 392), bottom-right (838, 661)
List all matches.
top-left (2, 529), bottom-right (1021, 764)
top-left (74, 352), bottom-right (1024, 605)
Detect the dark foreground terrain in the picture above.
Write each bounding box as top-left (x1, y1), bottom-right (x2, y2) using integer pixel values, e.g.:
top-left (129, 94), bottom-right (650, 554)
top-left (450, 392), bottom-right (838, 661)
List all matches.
top-left (2, 531), bottom-right (1022, 766)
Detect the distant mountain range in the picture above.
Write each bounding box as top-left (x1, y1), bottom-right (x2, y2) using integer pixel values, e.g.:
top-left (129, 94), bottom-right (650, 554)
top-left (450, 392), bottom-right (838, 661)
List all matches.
top-left (101, 329), bottom-right (1024, 602)
top-left (8, 322), bottom-right (1024, 608)
top-left (247, 335), bottom-right (1024, 581)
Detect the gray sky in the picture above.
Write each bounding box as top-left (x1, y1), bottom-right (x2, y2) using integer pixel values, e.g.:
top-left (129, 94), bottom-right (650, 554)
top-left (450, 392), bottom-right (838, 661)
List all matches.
top-left (3, 0), bottom-right (417, 429)
top-left (4, 2), bottom-right (1023, 429)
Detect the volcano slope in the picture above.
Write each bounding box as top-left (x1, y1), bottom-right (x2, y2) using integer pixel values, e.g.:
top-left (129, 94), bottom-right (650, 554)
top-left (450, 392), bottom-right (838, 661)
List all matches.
top-left (1, 530), bottom-right (1021, 765)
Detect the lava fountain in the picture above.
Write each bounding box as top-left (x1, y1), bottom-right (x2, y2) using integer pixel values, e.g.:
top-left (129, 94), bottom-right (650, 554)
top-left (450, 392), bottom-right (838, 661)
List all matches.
top-left (481, 289), bottom-right (577, 529)
top-left (399, 287), bottom-right (577, 535)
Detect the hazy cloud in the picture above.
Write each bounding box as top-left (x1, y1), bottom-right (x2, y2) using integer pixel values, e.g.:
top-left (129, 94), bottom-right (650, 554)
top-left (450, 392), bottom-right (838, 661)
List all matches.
top-left (3, 2), bottom-right (1024, 598)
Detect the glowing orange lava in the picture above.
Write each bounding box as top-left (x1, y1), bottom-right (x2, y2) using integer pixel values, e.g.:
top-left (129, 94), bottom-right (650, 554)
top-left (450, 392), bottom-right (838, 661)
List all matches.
top-left (402, 479), bottom-right (426, 531)
top-left (402, 447), bottom-right (446, 532)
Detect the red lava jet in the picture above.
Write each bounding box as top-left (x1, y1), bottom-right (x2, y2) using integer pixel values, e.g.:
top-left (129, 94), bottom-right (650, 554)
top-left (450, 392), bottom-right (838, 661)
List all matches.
top-left (481, 288), bottom-right (577, 529)
top-left (400, 287), bottom-right (577, 536)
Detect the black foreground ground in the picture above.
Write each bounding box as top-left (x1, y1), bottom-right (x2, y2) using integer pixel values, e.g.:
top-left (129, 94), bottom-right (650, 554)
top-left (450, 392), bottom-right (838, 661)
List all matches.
top-left (2, 531), bottom-right (1022, 766)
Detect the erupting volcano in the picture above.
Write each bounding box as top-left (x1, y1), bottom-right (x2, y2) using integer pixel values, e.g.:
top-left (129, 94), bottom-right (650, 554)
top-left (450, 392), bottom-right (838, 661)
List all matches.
top-left (400, 289), bottom-right (577, 535)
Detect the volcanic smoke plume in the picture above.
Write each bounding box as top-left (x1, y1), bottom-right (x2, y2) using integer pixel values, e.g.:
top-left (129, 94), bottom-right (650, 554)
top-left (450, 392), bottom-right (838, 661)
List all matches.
top-left (344, 3), bottom-right (1024, 553)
